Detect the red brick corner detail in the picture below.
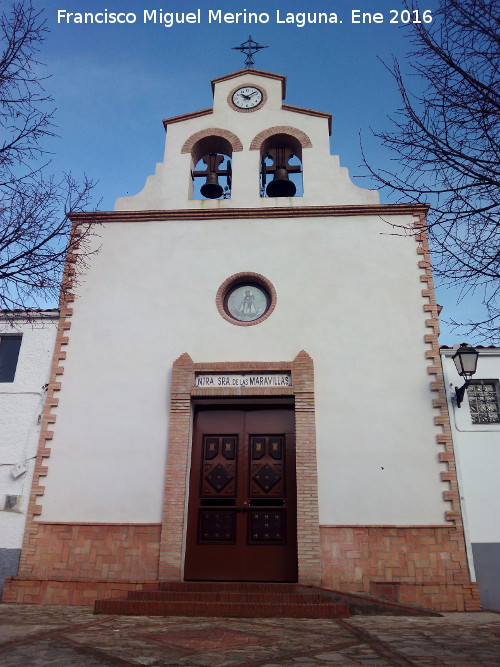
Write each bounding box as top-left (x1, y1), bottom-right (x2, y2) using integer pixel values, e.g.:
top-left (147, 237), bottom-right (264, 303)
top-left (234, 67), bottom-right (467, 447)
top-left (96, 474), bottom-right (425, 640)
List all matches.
top-left (16, 224), bottom-right (82, 577)
top-left (412, 212), bottom-right (478, 609)
top-left (414, 215), bottom-right (469, 533)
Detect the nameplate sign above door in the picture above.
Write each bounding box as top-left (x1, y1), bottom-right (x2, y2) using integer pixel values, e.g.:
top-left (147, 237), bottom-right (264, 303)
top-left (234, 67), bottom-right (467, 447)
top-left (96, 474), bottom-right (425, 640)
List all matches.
top-left (195, 373), bottom-right (292, 388)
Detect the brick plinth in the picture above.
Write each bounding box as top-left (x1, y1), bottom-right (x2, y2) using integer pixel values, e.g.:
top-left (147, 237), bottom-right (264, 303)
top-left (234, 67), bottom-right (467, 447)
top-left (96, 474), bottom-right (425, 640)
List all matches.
top-left (320, 526), bottom-right (481, 611)
top-left (2, 577), bottom-right (151, 606)
top-left (15, 523), bottom-right (160, 581)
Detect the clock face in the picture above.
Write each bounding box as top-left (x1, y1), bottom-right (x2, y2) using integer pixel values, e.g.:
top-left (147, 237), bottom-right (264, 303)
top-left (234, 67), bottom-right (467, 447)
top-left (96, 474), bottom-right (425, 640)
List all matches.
top-left (232, 86), bottom-right (264, 110)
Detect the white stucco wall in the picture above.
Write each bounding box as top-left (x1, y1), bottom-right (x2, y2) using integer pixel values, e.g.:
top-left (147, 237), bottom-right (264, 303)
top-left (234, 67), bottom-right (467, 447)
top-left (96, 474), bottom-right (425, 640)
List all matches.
top-left (0, 313), bottom-right (58, 549)
top-left (441, 350), bottom-right (500, 544)
top-left (39, 213), bottom-right (446, 526)
top-left (34, 70), bottom-right (447, 530)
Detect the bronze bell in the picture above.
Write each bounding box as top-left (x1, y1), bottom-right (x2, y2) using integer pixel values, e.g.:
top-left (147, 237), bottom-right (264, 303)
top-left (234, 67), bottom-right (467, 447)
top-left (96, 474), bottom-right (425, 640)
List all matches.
top-left (200, 172), bottom-right (224, 199)
top-left (266, 167), bottom-right (297, 198)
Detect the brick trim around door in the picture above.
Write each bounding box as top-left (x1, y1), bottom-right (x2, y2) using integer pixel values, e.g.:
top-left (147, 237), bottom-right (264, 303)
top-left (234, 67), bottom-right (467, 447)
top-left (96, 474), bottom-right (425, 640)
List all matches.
top-left (158, 350), bottom-right (321, 586)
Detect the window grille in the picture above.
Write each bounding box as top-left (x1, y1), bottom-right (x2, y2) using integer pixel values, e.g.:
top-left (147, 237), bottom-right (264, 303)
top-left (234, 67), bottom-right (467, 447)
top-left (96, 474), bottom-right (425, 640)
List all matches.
top-left (467, 380), bottom-right (500, 424)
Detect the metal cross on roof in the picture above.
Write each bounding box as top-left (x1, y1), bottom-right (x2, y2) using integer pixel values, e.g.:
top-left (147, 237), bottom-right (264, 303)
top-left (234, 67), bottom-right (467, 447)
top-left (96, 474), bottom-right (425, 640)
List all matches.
top-left (232, 35), bottom-right (268, 69)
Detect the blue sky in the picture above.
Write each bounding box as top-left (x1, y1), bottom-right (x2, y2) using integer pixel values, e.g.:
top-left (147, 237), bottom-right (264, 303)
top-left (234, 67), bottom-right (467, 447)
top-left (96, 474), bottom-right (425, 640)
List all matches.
top-left (35, 0), bottom-right (483, 343)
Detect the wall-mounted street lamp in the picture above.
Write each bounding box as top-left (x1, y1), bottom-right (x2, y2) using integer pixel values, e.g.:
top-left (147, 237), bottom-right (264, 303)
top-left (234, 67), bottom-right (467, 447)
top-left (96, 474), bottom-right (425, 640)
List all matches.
top-left (452, 343), bottom-right (479, 407)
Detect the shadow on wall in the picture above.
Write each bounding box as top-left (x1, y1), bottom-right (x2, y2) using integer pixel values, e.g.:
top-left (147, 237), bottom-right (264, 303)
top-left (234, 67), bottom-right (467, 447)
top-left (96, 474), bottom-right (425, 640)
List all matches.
top-left (0, 548), bottom-right (20, 599)
top-left (472, 544), bottom-right (500, 611)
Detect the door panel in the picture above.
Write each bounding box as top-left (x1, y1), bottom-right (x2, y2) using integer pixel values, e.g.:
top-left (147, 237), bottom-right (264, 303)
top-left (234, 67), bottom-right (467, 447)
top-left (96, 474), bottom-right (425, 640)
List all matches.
top-left (184, 407), bottom-right (297, 581)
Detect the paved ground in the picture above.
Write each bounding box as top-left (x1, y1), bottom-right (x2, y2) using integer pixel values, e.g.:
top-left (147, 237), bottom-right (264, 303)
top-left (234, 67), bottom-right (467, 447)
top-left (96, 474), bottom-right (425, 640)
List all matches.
top-left (0, 605), bottom-right (499, 666)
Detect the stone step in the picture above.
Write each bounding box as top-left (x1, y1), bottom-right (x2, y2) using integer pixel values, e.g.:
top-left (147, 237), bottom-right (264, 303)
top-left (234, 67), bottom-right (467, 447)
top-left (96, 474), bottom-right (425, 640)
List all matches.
top-left (93, 582), bottom-right (440, 618)
top-left (94, 598), bottom-right (350, 618)
top-left (149, 581), bottom-right (301, 593)
top-left (126, 590), bottom-right (323, 604)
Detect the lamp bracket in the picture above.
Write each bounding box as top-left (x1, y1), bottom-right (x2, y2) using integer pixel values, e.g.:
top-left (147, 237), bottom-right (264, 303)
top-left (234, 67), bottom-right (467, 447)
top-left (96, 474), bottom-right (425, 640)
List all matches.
top-left (455, 381), bottom-right (470, 408)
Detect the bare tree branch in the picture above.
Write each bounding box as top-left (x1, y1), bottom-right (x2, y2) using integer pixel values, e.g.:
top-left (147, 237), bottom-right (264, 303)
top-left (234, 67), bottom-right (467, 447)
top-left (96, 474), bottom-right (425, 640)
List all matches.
top-left (0, 1), bottom-right (98, 313)
top-left (363, 0), bottom-right (499, 343)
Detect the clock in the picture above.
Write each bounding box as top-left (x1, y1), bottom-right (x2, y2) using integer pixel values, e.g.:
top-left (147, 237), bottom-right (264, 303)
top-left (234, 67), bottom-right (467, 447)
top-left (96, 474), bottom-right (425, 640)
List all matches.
top-left (231, 86), bottom-right (264, 110)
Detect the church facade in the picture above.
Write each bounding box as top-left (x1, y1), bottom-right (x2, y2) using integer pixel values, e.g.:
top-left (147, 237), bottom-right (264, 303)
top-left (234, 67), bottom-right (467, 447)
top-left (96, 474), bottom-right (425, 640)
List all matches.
top-left (4, 69), bottom-right (480, 611)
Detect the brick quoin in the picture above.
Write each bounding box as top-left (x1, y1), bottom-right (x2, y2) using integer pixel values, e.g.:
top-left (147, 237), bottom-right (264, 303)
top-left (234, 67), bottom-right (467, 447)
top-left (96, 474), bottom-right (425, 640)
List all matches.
top-left (17, 223), bottom-right (81, 577)
top-left (402, 214), bottom-right (478, 610)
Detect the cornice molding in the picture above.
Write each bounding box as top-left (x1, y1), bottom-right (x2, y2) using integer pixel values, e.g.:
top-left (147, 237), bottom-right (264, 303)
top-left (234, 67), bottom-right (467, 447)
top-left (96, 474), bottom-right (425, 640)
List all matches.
top-left (69, 203), bottom-right (429, 224)
top-left (282, 104), bottom-right (332, 135)
top-left (162, 108), bottom-right (213, 130)
top-left (211, 69), bottom-right (287, 98)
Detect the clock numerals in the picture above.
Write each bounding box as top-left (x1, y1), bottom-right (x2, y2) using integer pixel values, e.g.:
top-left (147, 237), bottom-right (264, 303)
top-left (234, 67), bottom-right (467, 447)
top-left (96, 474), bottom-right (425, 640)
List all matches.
top-left (232, 87), bottom-right (264, 110)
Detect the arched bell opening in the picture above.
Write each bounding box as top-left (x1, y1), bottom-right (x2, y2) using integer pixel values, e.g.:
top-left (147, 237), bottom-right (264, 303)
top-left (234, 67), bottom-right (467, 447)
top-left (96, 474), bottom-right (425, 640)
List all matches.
top-left (260, 134), bottom-right (303, 198)
top-left (190, 136), bottom-right (232, 200)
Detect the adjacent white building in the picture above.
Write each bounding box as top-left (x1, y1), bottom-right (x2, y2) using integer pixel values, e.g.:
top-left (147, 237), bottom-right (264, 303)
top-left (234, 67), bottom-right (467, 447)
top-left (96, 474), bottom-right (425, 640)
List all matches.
top-left (0, 311), bottom-right (58, 596)
top-left (441, 346), bottom-right (500, 610)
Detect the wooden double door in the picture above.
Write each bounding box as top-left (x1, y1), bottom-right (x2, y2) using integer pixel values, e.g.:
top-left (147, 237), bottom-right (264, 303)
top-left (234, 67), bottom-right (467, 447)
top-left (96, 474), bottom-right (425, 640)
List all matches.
top-left (184, 406), bottom-right (297, 581)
